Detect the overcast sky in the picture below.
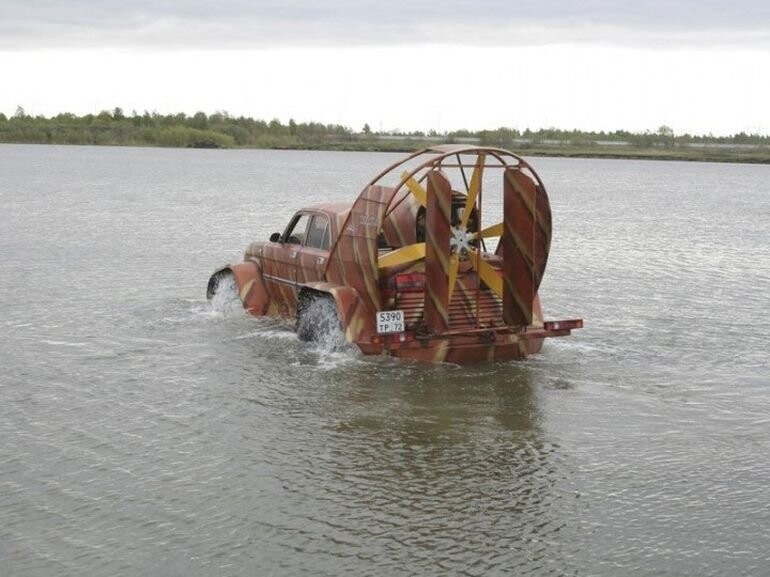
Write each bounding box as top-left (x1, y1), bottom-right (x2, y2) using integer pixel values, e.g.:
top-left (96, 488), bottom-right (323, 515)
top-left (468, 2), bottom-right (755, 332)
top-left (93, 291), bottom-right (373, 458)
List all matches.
top-left (2, 0), bottom-right (769, 134)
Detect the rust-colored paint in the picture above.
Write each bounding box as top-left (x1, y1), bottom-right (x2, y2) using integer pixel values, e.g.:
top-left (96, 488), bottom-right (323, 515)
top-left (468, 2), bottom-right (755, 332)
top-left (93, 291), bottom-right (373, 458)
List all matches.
top-left (501, 166), bottom-right (552, 326)
top-left (423, 170), bottom-right (452, 333)
top-left (208, 146), bottom-right (581, 364)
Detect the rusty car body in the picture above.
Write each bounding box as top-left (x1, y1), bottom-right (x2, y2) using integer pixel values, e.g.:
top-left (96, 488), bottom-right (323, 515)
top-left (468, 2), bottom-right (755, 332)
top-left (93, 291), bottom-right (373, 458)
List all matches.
top-left (207, 145), bottom-right (582, 363)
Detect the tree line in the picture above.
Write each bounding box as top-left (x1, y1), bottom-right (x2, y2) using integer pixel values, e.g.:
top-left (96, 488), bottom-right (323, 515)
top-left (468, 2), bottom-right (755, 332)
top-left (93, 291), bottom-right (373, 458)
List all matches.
top-left (0, 107), bottom-right (354, 149)
top-left (1, 106), bottom-right (768, 151)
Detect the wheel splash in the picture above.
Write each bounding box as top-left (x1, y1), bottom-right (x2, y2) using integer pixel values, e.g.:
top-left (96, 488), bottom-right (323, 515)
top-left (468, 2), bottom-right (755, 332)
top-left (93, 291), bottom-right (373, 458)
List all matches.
top-left (296, 296), bottom-right (348, 352)
top-left (208, 273), bottom-right (243, 316)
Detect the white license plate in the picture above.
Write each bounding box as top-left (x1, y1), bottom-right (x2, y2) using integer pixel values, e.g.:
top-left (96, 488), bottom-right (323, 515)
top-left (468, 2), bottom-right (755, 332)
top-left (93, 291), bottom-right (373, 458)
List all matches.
top-left (376, 310), bottom-right (405, 334)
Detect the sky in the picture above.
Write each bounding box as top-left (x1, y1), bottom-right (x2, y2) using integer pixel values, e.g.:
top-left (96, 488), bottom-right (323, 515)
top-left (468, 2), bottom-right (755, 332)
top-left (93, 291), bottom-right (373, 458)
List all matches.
top-left (1, 0), bottom-right (769, 135)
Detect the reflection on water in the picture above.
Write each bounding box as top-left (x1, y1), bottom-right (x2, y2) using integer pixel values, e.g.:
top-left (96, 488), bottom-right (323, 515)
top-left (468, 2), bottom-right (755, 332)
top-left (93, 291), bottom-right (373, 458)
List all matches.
top-left (1, 145), bottom-right (768, 577)
top-left (242, 359), bottom-right (570, 575)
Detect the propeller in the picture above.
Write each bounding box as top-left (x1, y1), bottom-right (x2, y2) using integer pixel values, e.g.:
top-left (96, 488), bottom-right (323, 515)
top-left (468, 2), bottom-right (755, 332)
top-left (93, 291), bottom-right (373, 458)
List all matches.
top-left (377, 151), bottom-right (550, 331)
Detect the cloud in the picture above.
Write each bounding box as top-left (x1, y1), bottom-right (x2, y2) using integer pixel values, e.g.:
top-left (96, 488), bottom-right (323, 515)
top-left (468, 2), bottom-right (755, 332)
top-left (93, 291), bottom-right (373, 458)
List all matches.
top-left (2, 0), bottom-right (769, 49)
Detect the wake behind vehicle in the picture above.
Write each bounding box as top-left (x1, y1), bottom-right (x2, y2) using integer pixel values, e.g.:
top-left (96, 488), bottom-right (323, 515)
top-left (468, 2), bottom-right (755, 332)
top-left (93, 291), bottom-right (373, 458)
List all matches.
top-left (208, 145), bottom-right (582, 363)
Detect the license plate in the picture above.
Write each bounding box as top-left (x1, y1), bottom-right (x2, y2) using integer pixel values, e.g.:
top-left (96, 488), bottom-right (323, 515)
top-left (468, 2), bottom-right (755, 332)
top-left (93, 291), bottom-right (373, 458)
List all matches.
top-left (376, 310), bottom-right (405, 334)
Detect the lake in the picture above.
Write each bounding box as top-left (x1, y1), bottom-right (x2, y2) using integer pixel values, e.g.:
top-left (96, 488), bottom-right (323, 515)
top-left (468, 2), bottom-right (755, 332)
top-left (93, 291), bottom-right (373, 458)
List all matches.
top-left (1, 144), bottom-right (768, 576)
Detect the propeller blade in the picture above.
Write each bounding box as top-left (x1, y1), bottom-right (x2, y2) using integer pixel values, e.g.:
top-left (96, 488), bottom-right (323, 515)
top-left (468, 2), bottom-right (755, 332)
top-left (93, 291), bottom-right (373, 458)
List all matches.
top-left (378, 242), bottom-right (425, 269)
top-left (401, 171), bottom-right (427, 207)
top-left (461, 153), bottom-right (485, 228)
top-left (469, 249), bottom-right (502, 298)
top-left (471, 222), bottom-right (503, 240)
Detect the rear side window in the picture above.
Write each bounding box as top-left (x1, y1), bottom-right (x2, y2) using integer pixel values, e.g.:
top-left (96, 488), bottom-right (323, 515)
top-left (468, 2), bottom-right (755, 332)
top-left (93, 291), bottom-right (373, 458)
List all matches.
top-left (305, 215), bottom-right (330, 250)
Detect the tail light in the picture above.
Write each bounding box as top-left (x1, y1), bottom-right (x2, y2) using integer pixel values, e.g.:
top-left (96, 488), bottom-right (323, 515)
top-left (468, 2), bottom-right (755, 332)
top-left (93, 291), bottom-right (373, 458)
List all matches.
top-left (395, 273), bottom-right (424, 292)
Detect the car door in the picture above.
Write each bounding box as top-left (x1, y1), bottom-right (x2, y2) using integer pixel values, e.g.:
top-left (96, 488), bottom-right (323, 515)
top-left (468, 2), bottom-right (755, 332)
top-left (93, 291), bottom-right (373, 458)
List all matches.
top-left (296, 213), bottom-right (331, 284)
top-left (262, 212), bottom-right (311, 312)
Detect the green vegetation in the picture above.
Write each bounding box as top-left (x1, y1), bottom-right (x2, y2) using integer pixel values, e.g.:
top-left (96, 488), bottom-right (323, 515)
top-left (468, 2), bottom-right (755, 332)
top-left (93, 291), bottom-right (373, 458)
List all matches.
top-left (2, 106), bottom-right (769, 163)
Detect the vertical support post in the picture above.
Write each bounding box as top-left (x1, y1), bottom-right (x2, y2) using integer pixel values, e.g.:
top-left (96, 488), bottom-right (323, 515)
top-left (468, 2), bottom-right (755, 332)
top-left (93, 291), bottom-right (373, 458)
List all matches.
top-left (502, 167), bottom-right (551, 326)
top-left (423, 170), bottom-right (452, 333)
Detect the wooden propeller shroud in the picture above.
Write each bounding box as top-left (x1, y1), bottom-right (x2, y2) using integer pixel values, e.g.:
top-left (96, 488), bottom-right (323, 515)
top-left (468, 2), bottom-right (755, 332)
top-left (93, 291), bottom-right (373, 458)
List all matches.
top-left (376, 149), bottom-right (552, 333)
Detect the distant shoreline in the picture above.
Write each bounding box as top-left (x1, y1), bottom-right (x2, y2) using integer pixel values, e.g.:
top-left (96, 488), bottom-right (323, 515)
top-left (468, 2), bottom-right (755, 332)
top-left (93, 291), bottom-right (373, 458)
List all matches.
top-left (2, 109), bottom-right (768, 164)
top-left (4, 140), bottom-right (767, 165)
top-left (264, 141), bottom-right (770, 164)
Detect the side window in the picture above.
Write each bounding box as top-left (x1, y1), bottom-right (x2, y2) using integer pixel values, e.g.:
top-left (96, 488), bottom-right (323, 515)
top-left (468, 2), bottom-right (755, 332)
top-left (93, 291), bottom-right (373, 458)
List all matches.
top-left (284, 214), bottom-right (310, 245)
top-left (305, 215), bottom-right (330, 250)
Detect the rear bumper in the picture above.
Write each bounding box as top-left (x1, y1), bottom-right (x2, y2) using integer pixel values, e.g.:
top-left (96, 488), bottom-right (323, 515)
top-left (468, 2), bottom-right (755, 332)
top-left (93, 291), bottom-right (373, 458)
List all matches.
top-left (356, 319), bottom-right (583, 363)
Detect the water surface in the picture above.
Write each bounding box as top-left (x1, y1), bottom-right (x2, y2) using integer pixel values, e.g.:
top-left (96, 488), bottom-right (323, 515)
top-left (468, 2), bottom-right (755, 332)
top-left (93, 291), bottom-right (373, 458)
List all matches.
top-left (1, 145), bottom-right (768, 576)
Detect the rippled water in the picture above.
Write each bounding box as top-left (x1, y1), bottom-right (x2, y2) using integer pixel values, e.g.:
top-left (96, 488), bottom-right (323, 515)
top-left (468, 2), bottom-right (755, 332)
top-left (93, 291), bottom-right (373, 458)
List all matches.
top-left (1, 145), bottom-right (768, 576)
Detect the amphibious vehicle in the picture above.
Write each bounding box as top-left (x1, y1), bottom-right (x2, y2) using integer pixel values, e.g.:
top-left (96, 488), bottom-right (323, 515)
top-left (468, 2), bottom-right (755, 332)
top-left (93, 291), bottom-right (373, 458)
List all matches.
top-left (207, 145), bottom-right (582, 363)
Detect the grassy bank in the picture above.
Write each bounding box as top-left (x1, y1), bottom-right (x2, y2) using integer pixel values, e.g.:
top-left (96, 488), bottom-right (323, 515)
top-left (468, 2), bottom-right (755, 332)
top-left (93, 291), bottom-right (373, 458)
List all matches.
top-left (507, 144), bottom-right (770, 164)
top-left (290, 138), bottom-right (770, 164)
top-left (2, 109), bottom-right (769, 164)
